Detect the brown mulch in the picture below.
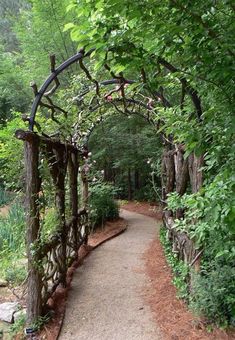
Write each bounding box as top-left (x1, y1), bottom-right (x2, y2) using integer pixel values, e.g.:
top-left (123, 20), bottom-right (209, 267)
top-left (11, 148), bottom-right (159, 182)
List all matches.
top-left (122, 201), bottom-right (234, 340)
top-left (121, 201), bottom-right (162, 220)
top-left (37, 218), bottom-right (127, 340)
top-left (89, 218), bottom-right (127, 248)
top-left (144, 239), bottom-right (232, 340)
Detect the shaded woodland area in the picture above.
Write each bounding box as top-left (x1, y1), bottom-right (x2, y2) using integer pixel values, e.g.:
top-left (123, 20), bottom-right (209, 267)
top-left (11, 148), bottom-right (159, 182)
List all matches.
top-left (0, 0), bottom-right (234, 337)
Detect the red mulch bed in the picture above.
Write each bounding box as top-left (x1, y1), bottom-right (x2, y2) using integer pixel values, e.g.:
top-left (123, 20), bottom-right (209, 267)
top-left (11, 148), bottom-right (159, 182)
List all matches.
top-left (37, 218), bottom-right (127, 340)
top-left (144, 239), bottom-right (232, 340)
top-left (123, 201), bottom-right (234, 340)
top-left (121, 201), bottom-right (162, 220)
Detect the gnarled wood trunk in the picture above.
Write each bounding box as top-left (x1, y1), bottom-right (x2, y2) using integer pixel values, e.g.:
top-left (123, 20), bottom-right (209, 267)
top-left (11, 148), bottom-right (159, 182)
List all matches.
top-left (24, 136), bottom-right (42, 325)
top-left (188, 153), bottom-right (204, 193)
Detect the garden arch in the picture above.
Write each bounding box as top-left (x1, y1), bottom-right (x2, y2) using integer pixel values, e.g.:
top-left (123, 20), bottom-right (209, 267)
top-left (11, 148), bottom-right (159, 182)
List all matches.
top-left (15, 49), bottom-right (203, 325)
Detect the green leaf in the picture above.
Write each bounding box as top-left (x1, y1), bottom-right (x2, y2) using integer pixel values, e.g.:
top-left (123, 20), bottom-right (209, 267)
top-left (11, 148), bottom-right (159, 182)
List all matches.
top-left (63, 23), bottom-right (75, 32)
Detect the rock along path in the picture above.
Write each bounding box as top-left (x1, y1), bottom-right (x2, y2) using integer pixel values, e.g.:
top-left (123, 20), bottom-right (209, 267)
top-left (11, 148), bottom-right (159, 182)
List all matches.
top-left (59, 210), bottom-right (162, 340)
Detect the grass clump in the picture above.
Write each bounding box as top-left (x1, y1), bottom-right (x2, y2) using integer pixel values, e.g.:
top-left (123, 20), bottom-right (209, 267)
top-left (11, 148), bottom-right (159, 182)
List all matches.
top-left (0, 201), bottom-right (26, 285)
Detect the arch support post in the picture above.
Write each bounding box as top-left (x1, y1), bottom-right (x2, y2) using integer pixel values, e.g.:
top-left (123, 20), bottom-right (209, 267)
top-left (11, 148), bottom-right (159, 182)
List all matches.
top-left (81, 154), bottom-right (89, 243)
top-left (68, 150), bottom-right (80, 253)
top-left (21, 132), bottom-right (42, 325)
top-left (81, 170), bottom-right (89, 209)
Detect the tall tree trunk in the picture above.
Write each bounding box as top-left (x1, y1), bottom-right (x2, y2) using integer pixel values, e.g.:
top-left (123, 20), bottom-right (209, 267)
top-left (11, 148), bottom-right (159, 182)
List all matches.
top-left (127, 168), bottom-right (132, 200)
top-left (103, 160), bottom-right (108, 181)
top-left (134, 169), bottom-right (140, 191)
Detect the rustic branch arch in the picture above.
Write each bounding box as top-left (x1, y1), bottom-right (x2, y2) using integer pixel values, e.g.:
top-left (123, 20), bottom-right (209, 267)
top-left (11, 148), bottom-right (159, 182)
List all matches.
top-left (15, 48), bottom-right (203, 326)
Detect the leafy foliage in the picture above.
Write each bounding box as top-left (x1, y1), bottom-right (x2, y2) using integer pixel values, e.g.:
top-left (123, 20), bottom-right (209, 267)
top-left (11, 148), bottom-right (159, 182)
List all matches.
top-left (0, 201), bottom-right (25, 252)
top-left (88, 114), bottom-right (162, 200)
top-left (0, 113), bottom-right (26, 188)
top-left (40, 208), bottom-right (60, 242)
top-left (0, 201), bottom-right (26, 284)
top-left (89, 181), bottom-right (119, 229)
top-left (190, 265), bottom-right (235, 327)
top-left (160, 227), bottom-right (189, 300)
top-left (0, 186), bottom-right (12, 206)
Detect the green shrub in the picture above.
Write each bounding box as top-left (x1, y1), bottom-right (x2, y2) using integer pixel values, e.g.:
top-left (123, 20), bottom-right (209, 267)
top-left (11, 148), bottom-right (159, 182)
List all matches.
top-left (0, 202), bottom-right (26, 285)
top-left (190, 265), bottom-right (235, 327)
top-left (133, 183), bottom-right (157, 202)
top-left (160, 227), bottom-right (189, 300)
top-left (0, 202), bottom-right (25, 252)
top-left (89, 182), bottom-right (119, 229)
top-left (5, 265), bottom-right (27, 285)
top-left (0, 187), bottom-right (12, 206)
top-left (41, 208), bottom-right (60, 241)
top-left (160, 227), bottom-right (235, 327)
top-left (10, 312), bottom-right (26, 338)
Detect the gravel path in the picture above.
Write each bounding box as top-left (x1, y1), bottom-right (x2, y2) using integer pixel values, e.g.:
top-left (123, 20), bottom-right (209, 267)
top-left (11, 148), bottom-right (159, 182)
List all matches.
top-left (59, 210), bottom-right (162, 340)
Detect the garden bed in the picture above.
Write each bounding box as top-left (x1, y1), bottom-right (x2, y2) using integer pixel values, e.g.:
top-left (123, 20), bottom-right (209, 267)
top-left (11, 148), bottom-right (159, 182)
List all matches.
top-left (122, 201), bottom-right (234, 340)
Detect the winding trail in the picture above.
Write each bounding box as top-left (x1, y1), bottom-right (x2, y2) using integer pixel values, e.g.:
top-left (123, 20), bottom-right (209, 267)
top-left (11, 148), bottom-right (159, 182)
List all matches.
top-left (59, 210), bottom-right (162, 340)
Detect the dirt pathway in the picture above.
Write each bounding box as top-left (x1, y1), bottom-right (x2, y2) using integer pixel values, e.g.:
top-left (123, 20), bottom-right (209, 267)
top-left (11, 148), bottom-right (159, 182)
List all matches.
top-left (59, 210), bottom-right (162, 340)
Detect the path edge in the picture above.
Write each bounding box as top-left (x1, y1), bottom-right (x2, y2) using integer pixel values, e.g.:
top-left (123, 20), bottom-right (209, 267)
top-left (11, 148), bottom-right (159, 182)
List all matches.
top-left (39, 223), bottom-right (127, 340)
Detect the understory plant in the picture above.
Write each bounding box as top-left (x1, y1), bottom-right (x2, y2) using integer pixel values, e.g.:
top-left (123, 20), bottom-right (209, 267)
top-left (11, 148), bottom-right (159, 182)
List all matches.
top-left (160, 227), bottom-right (189, 301)
top-left (190, 263), bottom-right (235, 327)
top-left (0, 201), bottom-right (26, 284)
top-left (164, 168), bottom-right (235, 326)
top-left (89, 180), bottom-right (119, 230)
top-left (0, 201), bottom-right (25, 252)
top-left (0, 186), bottom-right (13, 206)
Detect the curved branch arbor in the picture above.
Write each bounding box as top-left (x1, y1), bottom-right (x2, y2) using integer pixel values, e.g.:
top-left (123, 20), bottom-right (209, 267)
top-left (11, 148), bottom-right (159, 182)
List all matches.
top-left (15, 48), bottom-right (203, 326)
top-left (14, 48), bottom-right (156, 326)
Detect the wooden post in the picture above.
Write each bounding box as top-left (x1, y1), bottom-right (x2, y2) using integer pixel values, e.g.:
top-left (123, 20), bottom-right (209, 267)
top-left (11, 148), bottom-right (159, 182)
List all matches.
top-left (68, 151), bottom-right (79, 251)
top-left (51, 147), bottom-right (67, 286)
top-left (188, 153), bottom-right (204, 271)
top-left (81, 157), bottom-right (89, 243)
top-left (188, 153), bottom-right (204, 193)
top-left (81, 161), bottom-right (89, 209)
top-left (162, 148), bottom-right (175, 195)
top-left (174, 144), bottom-right (189, 218)
top-left (24, 136), bottom-right (42, 325)
top-left (43, 143), bottom-right (67, 286)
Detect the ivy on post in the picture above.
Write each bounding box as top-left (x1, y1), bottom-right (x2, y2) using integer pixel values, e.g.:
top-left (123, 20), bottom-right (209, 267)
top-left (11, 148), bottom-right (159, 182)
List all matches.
top-left (45, 144), bottom-right (68, 287)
